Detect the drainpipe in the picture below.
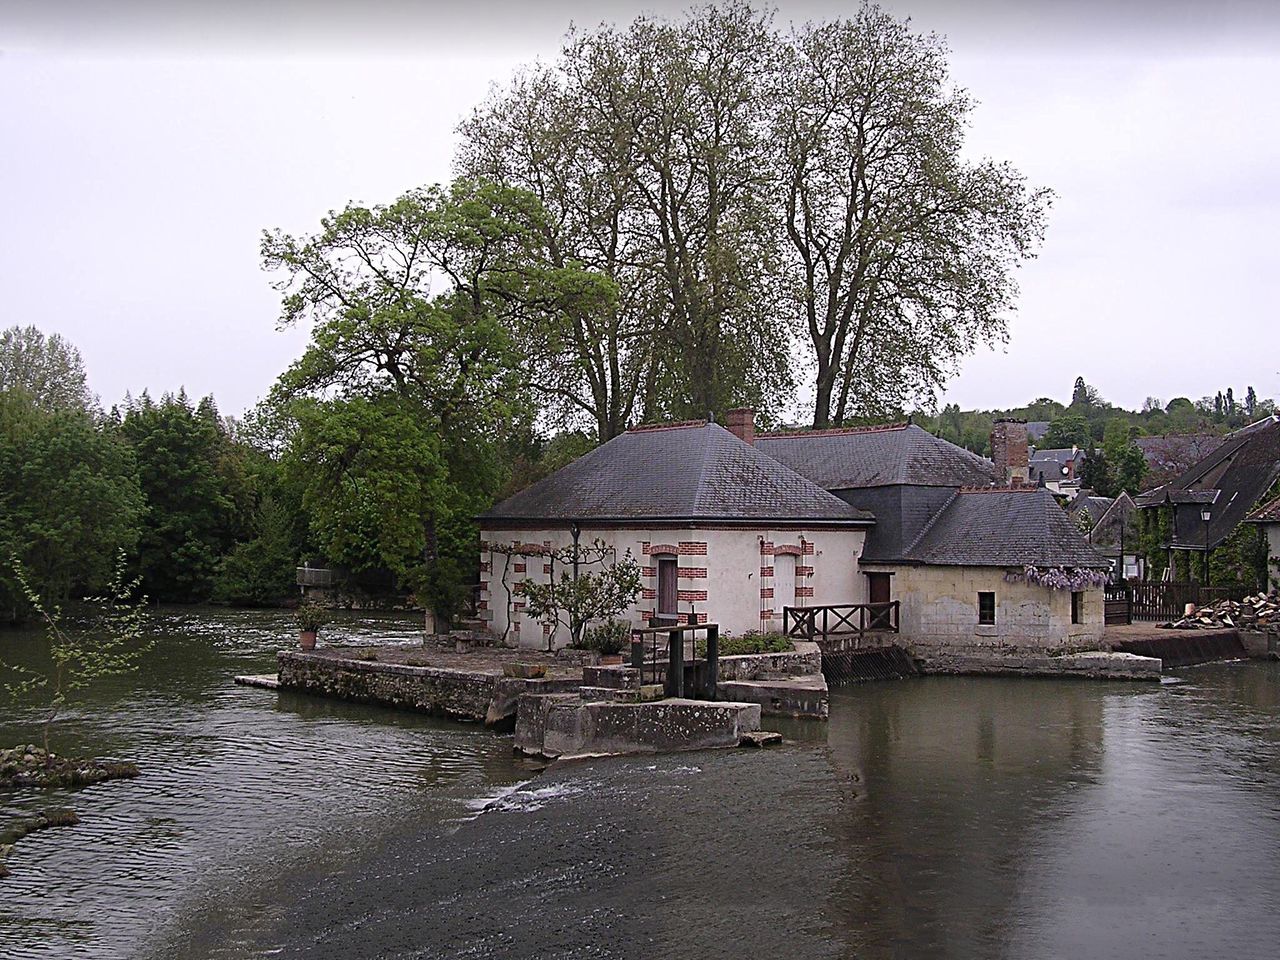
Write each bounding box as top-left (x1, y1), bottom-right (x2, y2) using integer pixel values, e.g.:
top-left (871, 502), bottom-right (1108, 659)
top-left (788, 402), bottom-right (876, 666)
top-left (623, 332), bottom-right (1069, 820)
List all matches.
top-left (570, 521), bottom-right (581, 647)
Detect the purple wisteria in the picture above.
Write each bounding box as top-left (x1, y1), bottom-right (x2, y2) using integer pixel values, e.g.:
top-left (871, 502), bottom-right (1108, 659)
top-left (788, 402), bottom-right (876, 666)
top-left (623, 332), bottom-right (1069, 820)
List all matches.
top-left (1004, 565), bottom-right (1109, 591)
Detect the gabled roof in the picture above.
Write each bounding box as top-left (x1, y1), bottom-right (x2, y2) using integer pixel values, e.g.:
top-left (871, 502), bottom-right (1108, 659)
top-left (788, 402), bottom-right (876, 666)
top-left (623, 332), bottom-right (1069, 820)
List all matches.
top-left (899, 487), bottom-right (1110, 568)
top-left (1246, 495), bottom-right (1280, 524)
top-left (481, 422), bottom-right (873, 526)
top-left (1134, 433), bottom-right (1224, 486)
top-left (755, 423), bottom-right (997, 490)
top-left (1134, 416), bottom-right (1280, 548)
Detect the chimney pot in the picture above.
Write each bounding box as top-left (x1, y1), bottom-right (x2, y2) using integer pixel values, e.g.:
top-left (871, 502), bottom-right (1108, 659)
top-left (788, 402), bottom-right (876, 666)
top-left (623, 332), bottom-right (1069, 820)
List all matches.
top-left (726, 408), bottom-right (756, 446)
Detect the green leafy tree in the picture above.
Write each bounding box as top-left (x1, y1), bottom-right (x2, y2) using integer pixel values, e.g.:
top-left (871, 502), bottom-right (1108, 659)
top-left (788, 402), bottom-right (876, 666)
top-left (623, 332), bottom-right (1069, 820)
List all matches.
top-left (0, 325), bottom-right (94, 413)
top-left (119, 392), bottom-right (246, 602)
top-left (1079, 451), bottom-right (1114, 497)
top-left (213, 492), bottom-right (302, 606)
top-left (1041, 414), bottom-right (1092, 450)
top-left (776, 7), bottom-right (1049, 425)
top-left (460, 2), bottom-right (1049, 428)
top-left (518, 541), bottom-right (643, 649)
top-left (262, 179), bottom-right (599, 620)
top-left (0, 392), bottom-right (143, 615)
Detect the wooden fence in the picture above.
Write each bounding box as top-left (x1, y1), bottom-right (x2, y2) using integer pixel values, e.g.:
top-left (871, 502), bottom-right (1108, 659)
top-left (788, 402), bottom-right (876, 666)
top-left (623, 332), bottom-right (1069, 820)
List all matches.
top-left (1104, 582), bottom-right (1252, 624)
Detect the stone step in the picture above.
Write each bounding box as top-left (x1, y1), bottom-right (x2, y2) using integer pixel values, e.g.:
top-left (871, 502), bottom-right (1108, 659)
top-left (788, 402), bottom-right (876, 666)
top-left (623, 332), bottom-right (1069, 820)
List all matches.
top-left (581, 666), bottom-right (641, 690)
top-left (578, 685), bottom-right (640, 703)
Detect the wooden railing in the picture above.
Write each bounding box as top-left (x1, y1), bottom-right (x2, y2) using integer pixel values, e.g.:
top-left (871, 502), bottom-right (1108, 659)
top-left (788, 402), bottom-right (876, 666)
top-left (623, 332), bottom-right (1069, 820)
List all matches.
top-left (782, 602), bottom-right (900, 640)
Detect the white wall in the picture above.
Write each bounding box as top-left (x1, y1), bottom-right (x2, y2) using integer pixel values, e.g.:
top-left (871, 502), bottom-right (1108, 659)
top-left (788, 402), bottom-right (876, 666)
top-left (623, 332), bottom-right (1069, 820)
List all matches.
top-left (862, 563), bottom-right (1105, 655)
top-left (479, 524), bottom-right (867, 649)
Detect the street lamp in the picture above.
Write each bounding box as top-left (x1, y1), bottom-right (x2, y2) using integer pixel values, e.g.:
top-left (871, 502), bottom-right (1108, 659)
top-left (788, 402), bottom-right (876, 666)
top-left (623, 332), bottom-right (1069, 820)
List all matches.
top-left (1200, 507), bottom-right (1212, 584)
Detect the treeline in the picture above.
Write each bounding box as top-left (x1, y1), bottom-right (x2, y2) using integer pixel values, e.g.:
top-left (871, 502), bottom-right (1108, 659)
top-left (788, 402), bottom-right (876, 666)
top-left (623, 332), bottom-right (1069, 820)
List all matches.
top-left (1, 3), bottom-right (1083, 622)
top-left (915, 376), bottom-right (1277, 497)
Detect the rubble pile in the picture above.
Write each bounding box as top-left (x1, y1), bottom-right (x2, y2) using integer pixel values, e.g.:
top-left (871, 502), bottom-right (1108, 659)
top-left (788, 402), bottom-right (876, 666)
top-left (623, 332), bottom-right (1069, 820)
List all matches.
top-left (1162, 593), bottom-right (1280, 630)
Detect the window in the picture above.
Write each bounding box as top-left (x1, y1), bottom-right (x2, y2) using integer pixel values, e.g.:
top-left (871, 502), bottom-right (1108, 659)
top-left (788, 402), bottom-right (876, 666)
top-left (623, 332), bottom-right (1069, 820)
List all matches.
top-left (978, 591), bottom-right (996, 625)
top-left (1071, 591), bottom-right (1083, 625)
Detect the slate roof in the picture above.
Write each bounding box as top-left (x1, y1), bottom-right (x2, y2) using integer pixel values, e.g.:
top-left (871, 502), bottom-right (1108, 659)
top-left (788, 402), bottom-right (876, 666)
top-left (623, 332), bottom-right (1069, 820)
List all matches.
top-left (1029, 447), bottom-right (1086, 483)
top-left (1134, 433), bottom-right (1224, 487)
top-left (899, 487), bottom-right (1110, 568)
top-left (1135, 416), bottom-right (1280, 549)
top-left (755, 424), bottom-right (997, 490)
top-left (1247, 495), bottom-right (1280, 523)
top-left (1026, 421), bottom-right (1051, 442)
top-left (481, 422), bottom-right (873, 526)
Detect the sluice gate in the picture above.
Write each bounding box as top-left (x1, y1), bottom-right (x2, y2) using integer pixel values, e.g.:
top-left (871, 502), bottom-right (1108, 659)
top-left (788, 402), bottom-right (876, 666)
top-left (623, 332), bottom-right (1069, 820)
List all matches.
top-left (819, 643), bottom-right (919, 685)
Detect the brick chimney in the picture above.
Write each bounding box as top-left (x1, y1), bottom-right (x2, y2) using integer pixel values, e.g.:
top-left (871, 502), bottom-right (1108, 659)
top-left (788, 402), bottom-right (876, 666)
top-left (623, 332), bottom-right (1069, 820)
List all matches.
top-left (726, 408), bottom-right (755, 445)
top-left (990, 418), bottom-right (1029, 486)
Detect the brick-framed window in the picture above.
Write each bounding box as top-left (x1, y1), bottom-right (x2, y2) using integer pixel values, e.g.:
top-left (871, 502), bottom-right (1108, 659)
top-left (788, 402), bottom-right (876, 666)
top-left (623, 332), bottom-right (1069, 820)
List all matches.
top-left (978, 591), bottom-right (996, 625)
top-left (1071, 591), bottom-right (1083, 624)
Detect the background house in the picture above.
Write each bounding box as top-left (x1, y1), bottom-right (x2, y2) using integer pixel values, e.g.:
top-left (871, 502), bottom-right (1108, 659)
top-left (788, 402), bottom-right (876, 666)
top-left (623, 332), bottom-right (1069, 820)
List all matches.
top-left (1136, 416), bottom-right (1280, 583)
top-left (1029, 445), bottom-right (1087, 494)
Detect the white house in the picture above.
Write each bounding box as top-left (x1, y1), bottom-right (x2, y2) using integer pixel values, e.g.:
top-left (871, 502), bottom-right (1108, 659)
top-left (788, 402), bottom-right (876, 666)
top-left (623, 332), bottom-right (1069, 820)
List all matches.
top-left (478, 417), bottom-right (873, 649)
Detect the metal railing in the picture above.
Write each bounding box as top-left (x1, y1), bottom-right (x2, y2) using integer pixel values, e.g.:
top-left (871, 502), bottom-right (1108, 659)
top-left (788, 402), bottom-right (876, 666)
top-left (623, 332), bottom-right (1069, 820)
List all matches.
top-left (782, 602), bottom-right (900, 641)
top-left (631, 620), bottom-right (720, 700)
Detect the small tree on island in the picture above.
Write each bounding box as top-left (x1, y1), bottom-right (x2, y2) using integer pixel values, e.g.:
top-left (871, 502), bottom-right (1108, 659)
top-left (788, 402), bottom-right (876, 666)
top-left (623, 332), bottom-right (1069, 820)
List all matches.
top-left (2, 551), bottom-right (151, 754)
top-left (518, 540), bottom-right (642, 650)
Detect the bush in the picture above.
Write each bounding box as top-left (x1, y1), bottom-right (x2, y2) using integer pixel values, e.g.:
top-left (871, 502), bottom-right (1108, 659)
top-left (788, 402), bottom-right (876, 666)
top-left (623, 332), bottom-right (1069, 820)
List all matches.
top-left (582, 619), bottom-right (632, 655)
top-left (696, 631), bottom-right (793, 658)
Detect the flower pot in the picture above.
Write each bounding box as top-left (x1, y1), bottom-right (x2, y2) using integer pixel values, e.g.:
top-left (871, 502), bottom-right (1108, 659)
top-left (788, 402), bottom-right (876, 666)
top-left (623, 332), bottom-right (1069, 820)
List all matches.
top-left (600, 653), bottom-right (623, 666)
top-left (299, 630), bottom-right (317, 650)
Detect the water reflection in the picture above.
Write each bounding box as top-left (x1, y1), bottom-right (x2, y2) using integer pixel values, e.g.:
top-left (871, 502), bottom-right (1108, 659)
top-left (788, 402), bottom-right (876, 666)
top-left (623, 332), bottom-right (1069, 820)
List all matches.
top-left (3, 610), bottom-right (1280, 960)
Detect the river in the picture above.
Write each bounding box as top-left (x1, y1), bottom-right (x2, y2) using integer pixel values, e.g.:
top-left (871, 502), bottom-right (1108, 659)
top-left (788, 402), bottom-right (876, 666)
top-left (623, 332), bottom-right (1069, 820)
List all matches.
top-left (2, 608), bottom-right (1279, 959)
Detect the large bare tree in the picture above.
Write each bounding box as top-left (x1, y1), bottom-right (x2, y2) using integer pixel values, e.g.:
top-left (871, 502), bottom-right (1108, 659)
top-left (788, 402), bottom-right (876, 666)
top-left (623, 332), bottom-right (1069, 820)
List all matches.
top-left (458, 2), bottom-right (1048, 431)
top-left (776, 7), bottom-right (1050, 427)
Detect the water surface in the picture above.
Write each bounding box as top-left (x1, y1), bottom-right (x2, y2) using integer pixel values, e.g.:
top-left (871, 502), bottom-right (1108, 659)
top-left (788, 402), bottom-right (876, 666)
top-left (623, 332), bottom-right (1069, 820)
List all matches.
top-left (2, 609), bottom-right (1278, 959)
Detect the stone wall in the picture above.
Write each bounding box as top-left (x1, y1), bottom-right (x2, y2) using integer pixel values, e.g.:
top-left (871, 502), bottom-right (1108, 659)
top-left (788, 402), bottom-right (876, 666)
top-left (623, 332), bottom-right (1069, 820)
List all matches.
top-left (717, 641), bottom-right (823, 681)
top-left (866, 563), bottom-right (1105, 656)
top-left (278, 652), bottom-right (581, 726)
top-left (515, 694), bottom-right (761, 759)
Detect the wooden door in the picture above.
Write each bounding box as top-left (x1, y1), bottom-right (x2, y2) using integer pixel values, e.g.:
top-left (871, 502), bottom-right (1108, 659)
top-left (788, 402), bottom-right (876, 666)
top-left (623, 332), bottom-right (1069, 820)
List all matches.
top-left (656, 556), bottom-right (678, 622)
top-left (868, 572), bottom-right (892, 629)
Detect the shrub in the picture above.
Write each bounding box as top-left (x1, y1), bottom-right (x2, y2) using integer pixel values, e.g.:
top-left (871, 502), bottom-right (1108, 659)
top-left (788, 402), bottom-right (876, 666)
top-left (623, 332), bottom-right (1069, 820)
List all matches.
top-left (696, 631), bottom-right (793, 657)
top-left (582, 619), bottom-right (632, 655)
top-left (294, 599), bottom-right (329, 632)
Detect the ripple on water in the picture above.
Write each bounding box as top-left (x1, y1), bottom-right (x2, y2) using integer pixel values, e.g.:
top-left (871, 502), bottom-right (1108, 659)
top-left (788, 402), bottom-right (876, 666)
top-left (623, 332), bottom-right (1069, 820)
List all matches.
top-left (0, 607), bottom-right (524, 960)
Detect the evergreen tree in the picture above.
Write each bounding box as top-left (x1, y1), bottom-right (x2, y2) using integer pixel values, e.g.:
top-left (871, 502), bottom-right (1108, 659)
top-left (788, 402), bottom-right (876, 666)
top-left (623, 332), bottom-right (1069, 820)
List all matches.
top-left (119, 392), bottom-right (245, 602)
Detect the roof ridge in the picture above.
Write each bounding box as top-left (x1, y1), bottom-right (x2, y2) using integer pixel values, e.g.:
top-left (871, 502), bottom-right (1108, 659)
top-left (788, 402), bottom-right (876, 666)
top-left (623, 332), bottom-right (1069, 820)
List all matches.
top-left (957, 485), bottom-right (1037, 494)
top-left (903, 489), bottom-right (960, 555)
top-left (627, 419), bottom-right (707, 433)
top-left (757, 422), bottom-right (910, 439)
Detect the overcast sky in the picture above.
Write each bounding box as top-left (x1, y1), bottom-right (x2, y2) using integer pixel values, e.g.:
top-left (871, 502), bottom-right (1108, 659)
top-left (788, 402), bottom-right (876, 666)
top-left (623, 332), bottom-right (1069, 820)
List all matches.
top-left (3, 1), bottom-right (1278, 419)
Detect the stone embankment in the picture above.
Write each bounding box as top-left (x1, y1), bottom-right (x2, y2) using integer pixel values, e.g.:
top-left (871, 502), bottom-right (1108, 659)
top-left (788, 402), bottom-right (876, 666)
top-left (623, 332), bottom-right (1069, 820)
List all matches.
top-left (277, 650), bottom-right (582, 727)
top-left (716, 641), bottom-right (829, 718)
top-left (918, 649), bottom-right (1162, 681)
top-left (514, 694), bottom-right (761, 760)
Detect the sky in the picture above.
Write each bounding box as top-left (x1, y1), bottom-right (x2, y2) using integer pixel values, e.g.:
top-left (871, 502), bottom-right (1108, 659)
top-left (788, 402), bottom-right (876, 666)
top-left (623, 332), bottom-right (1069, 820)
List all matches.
top-left (2, 0), bottom-right (1279, 419)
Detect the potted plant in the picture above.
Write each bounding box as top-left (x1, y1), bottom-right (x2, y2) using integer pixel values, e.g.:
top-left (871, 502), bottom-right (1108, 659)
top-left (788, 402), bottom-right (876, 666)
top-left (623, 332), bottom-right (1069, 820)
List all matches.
top-left (585, 619), bottom-right (631, 666)
top-left (294, 599), bottom-right (329, 650)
